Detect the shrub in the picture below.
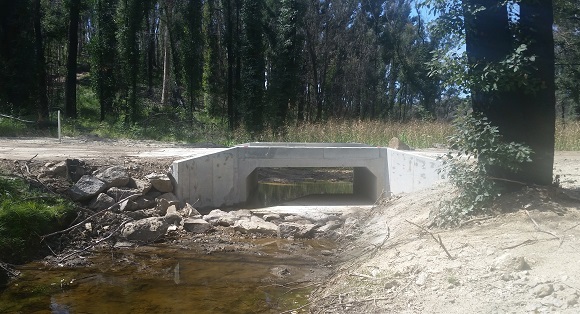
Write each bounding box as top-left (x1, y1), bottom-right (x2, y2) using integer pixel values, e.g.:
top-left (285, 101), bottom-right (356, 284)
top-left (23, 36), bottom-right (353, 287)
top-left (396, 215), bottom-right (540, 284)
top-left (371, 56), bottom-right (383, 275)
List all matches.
top-left (433, 113), bottom-right (532, 226)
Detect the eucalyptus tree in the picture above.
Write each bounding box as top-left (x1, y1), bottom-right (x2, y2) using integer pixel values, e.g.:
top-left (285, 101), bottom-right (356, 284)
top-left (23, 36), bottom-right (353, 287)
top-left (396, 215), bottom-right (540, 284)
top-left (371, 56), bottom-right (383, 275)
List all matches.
top-left (240, 0), bottom-right (266, 134)
top-left (91, 0), bottom-right (118, 121)
top-left (65, 0), bottom-right (81, 119)
top-left (554, 0), bottom-right (580, 119)
top-left (116, 0), bottom-right (146, 122)
top-left (182, 0), bottom-right (204, 123)
top-left (425, 0), bottom-right (556, 186)
top-left (266, 0), bottom-right (306, 129)
top-left (34, 0), bottom-right (50, 122)
top-left (203, 0), bottom-right (227, 118)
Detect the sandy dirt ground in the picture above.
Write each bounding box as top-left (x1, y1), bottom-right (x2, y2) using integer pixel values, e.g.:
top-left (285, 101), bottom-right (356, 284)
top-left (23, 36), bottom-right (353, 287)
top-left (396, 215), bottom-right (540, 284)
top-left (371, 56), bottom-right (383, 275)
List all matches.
top-left (1, 137), bottom-right (580, 313)
top-left (309, 155), bottom-right (580, 313)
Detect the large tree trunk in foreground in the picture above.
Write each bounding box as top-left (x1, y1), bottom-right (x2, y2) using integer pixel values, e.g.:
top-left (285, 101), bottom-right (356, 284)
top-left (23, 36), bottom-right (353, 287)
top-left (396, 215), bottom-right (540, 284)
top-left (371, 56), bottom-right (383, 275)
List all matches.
top-left (464, 0), bottom-right (555, 186)
top-left (516, 0), bottom-right (556, 186)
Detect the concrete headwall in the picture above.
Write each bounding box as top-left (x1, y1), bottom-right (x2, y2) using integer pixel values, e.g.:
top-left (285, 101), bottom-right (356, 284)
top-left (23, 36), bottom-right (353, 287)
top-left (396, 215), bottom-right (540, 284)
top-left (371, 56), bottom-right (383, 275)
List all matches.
top-left (172, 143), bottom-right (444, 209)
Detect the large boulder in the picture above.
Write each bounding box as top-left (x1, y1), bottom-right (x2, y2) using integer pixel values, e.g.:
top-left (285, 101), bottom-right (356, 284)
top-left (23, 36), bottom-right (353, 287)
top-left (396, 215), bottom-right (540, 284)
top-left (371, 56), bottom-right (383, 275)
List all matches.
top-left (203, 209), bottom-right (238, 227)
top-left (234, 216), bottom-right (278, 236)
top-left (134, 196), bottom-right (157, 210)
top-left (164, 205), bottom-right (182, 225)
top-left (88, 193), bottom-right (116, 211)
top-left (278, 222), bottom-right (317, 238)
top-left (39, 161), bottom-right (67, 178)
top-left (183, 218), bottom-right (212, 233)
top-left (181, 203), bottom-right (202, 219)
top-left (388, 137), bottom-right (411, 150)
top-left (128, 178), bottom-right (152, 195)
top-left (66, 159), bottom-right (87, 182)
top-left (146, 173), bottom-right (174, 193)
top-left (119, 199), bottom-right (139, 212)
top-left (157, 193), bottom-right (180, 206)
top-left (95, 166), bottom-right (130, 188)
top-left (121, 217), bottom-right (169, 242)
top-left (106, 187), bottom-right (140, 202)
top-left (69, 175), bottom-right (107, 202)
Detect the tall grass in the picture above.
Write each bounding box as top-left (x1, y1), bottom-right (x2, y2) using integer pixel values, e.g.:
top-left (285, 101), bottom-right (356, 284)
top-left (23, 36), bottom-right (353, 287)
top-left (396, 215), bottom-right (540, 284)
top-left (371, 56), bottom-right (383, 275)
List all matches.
top-left (229, 119), bottom-right (452, 148)
top-left (555, 120), bottom-right (580, 151)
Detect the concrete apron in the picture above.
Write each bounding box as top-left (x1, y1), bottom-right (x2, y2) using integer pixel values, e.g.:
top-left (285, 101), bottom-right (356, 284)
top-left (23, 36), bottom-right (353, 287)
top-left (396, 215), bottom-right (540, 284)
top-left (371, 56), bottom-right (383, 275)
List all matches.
top-left (172, 143), bottom-right (445, 210)
top-left (250, 194), bottom-right (375, 216)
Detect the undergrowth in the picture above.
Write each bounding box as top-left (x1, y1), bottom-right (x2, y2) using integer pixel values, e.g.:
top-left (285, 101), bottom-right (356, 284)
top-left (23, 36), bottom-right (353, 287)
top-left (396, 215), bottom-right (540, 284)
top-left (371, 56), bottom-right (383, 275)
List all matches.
top-left (433, 114), bottom-right (532, 227)
top-left (0, 176), bottom-right (75, 264)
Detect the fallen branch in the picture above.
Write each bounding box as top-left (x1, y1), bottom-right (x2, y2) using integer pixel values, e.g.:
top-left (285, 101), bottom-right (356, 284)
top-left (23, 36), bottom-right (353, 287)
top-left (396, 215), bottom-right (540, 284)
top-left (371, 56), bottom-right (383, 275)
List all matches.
top-left (524, 210), bottom-right (562, 245)
top-left (459, 216), bottom-right (493, 227)
top-left (487, 176), bottom-right (528, 186)
top-left (405, 219), bottom-right (454, 260)
top-left (58, 219), bottom-right (131, 263)
top-left (349, 273), bottom-right (377, 280)
top-left (0, 113), bottom-right (35, 124)
top-left (41, 193), bottom-right (141, 240)
top-left (564, 222), bottom-right (580, 232)
top-left (501, 239), bottom-right (538, 250)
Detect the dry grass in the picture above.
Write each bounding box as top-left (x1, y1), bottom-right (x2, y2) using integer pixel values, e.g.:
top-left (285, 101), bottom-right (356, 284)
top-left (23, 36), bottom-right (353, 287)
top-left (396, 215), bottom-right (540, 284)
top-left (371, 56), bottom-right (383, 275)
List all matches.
top-left (229, 119), bottom-right (580, 151)
top-left (556, 120), bottom-right (580, 151)
top-left (230, 120), bottom-right (453, 149)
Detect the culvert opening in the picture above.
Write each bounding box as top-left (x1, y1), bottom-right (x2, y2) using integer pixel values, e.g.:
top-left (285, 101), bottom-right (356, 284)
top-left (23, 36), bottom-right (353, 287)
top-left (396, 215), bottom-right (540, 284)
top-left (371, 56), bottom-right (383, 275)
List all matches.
top-left (246, 167), bottom-right (376, 208)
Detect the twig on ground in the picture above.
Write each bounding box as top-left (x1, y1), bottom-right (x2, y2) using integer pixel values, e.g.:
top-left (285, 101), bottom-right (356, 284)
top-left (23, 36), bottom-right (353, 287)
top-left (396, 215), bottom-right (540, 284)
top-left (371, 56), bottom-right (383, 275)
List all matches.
top-left (349, 273), bottom-right (377, 280)
top-left (459, 216), bottom-right (493, 227)
top-left (524, 210), bottom-right (563, 246)
top-left (370, 223), bottom-right (390, 258)
top-left (41, 194), bottom-right (141, 240)
top-left (564, 222), bottom-right (580, 232)
top-left (405, 219), bottom-right (454, 260)
top-left (487, 176), bottom-right (528, 186)
top-left (58, 219), bottom-right (131, 263)
top-left (501, 239), bottom-right (539, 250)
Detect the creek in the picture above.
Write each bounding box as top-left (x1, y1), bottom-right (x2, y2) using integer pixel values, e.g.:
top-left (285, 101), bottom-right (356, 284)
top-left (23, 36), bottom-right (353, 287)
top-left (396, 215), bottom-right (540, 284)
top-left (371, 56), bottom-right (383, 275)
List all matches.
top-left (0, 181), bottom-right (351, 313)
top-left (0, 238), bottom-right (336, 313)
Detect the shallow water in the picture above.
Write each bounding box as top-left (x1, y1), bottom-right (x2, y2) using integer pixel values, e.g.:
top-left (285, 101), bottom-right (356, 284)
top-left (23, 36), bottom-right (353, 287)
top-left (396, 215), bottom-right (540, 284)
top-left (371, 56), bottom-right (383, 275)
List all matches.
top-left (253, 181), bottom-right (353, 207)
top-left (0, 238), bottom-right (335, 313)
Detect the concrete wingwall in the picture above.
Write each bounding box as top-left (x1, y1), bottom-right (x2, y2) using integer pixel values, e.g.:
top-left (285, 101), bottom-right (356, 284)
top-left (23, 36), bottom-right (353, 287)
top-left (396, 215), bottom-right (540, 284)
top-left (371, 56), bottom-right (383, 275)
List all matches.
top-left (172, 144), bottom-right (444, 209)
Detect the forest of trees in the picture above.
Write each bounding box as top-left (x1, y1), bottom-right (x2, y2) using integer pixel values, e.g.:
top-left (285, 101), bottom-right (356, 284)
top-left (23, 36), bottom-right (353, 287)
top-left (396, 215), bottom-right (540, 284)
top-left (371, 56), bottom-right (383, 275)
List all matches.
top-left (0, 0), bottom-right (578, 133)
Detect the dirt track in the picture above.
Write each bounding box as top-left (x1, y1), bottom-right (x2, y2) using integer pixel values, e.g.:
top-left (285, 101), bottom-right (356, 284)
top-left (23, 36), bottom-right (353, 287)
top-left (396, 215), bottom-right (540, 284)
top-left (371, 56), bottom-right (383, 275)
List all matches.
top-left (0, 136), bottom-right (224, 160)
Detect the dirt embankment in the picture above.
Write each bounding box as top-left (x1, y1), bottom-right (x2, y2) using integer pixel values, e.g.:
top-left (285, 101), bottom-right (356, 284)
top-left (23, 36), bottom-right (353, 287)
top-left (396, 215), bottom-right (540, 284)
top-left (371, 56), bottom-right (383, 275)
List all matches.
top-left (309, 154), bottom-right (580, 313)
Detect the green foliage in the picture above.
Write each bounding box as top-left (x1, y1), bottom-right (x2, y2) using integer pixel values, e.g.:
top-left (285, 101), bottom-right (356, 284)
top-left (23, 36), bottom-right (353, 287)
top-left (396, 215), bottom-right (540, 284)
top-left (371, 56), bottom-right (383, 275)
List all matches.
top-left (433, 114), bottom-right (532, 226)
top-left (0, 118), bottom-right (29, 137)
top-left (0, 176), bottom-right (74, 264)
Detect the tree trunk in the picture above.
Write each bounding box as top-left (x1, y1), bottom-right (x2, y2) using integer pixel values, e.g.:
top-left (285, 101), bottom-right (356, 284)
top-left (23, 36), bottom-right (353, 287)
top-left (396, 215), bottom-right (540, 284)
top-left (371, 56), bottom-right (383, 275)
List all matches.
top-left (161, 26), bottom-right (170, 105)
top-left (33, 0), bottom-right (49, 122)
top-left (464, 0), bottom-right (556, 186)
top-left (65, 0), bottom-right (80, 119)
top-left (516, 0), bottom-right (556, 185)
top-left (226, 0), bottom-right (235, 130)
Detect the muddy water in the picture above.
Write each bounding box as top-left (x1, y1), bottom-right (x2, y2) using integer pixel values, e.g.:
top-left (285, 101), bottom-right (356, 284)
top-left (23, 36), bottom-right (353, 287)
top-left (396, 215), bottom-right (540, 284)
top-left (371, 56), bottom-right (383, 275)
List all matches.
top-left (0, 238), bottom-right (336, 313)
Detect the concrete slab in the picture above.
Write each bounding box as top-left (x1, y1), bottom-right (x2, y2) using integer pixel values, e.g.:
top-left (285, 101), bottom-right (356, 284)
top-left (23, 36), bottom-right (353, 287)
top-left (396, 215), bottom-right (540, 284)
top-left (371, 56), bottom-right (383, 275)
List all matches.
top-left (251, 194), bottom-right (375, 215)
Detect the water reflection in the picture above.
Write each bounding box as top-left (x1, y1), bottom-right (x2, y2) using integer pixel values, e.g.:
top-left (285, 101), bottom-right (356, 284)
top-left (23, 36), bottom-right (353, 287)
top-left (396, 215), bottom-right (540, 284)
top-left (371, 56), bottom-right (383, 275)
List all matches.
top-left (1, 239), bottom-right (334, 313)
top-left (253, 181), bottom-right (353, 207)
